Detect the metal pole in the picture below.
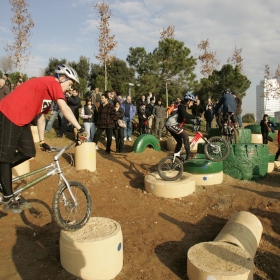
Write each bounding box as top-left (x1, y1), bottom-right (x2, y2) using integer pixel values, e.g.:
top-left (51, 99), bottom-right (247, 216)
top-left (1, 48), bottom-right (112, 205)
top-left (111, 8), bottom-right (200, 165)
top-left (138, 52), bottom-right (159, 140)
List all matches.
top-left (165, 81), bottom-right (168, 107)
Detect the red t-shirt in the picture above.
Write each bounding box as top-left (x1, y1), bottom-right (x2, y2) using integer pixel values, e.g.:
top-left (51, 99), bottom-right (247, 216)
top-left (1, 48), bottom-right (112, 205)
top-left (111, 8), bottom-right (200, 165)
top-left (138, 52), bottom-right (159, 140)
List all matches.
top-left (0, 76), bottom-right (65, 126)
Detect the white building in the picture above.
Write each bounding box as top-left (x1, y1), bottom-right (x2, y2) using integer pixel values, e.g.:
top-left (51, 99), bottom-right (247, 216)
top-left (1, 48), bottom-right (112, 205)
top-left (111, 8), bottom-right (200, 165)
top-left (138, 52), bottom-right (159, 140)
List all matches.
top-left (256, 79), bottom-right (280, 122)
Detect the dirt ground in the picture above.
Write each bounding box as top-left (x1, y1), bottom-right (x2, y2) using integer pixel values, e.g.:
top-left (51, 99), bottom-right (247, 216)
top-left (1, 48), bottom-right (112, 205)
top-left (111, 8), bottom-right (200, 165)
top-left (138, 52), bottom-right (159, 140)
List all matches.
top-left (0, 130), bottom-right (280, 280)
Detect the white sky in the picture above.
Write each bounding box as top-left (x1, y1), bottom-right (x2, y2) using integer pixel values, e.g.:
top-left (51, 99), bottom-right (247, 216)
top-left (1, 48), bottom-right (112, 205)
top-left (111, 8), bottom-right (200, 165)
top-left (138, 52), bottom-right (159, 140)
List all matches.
top-left (1, 0), bottom-right (280, 116)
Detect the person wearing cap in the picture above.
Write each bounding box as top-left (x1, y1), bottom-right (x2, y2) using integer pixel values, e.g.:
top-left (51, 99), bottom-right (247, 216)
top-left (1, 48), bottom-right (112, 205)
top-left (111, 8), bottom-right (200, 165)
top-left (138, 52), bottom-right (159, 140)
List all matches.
top-left (152, 98), bottom-right (166, 140)
top-left (0, 64), bottom-right (85, 212)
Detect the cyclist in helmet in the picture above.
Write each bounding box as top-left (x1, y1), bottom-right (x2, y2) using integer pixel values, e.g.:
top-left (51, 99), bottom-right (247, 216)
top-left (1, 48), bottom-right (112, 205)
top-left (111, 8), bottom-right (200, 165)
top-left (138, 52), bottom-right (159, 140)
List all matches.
top-left (165, 93), bottom-right (197, 161)
top-left (214, 89), bottom-right (238, 130)
top-left (0, 64), bottom-right (86, 212)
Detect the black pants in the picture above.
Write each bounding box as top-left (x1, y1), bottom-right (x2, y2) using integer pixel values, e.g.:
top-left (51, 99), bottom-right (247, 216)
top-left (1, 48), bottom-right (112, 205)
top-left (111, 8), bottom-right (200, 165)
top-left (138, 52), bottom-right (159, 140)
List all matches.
top-left (93, 127), bottom-right (113, 152)
top-left (262, 132), bottom-right (268, 144)
top-left (275, 147), bottom-right (280, 160)
top-left (206, 120), bottom-right (212, 132)
top-left (169, 130), bottom-right (190, 155)
top-left (113, 127), bottom-right (124, 152)
top-left (0, 112), bottom-right (35, 197)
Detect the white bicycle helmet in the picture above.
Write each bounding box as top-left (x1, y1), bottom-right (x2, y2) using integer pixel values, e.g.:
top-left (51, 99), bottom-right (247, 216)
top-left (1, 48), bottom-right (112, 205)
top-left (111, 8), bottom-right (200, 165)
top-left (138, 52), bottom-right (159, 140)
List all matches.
top-left (55, 64), bottom-right (80, 84)
top-left (184, 93), bottom-right (196, 102)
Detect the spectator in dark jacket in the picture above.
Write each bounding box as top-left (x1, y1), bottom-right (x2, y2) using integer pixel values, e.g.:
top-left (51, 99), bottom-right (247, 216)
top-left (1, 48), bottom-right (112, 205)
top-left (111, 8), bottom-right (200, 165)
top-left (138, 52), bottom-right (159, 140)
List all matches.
top-left (113, 100), bottom-right (125, 153)
top-left (204, 105), bottom-right (214, 132)
top-left (191, 99), bottom-right (204, 131)
top-left (0, 78), bottom-right (11, 100)
top-left (260, 114), bottom-right (273, 144)
top-left (136, 95), bottom-right (147, 109)
top-left (137, 102), bottom-right (148, 135)
top-left (93, 92), bottom-right (117, 154)
top-left (152, 98), bottom-right (166, 140)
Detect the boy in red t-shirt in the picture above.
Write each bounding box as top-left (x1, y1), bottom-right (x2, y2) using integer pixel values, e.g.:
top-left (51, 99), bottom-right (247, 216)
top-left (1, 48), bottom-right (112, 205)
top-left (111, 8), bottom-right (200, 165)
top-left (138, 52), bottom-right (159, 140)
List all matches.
top-left (0, 64), bottom-right (85, 212)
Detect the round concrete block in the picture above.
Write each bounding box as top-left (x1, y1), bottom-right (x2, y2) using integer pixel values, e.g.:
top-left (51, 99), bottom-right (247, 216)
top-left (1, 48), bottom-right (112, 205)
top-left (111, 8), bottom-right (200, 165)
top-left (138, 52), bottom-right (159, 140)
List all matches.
top-left (251, 134), bottom-right (263, 144)
top-left (187, 241), bottom-right (254, 280)
top-left (192, 171), bottom-right (223, 186)
top-left (144, 171), bottom-right (195, 198)
top-left (75, 142), bottom-right (96, 172)
top-left (60, 217), bottom-right (123, 280)
top-left (214, 211), bottom-right (263, 258)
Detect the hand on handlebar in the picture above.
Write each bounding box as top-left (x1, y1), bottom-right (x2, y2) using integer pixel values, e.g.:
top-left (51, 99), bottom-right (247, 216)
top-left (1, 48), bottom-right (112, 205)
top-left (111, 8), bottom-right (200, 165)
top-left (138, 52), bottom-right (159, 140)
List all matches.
top-left (76, 127), bottom-right (88, 145)
top-left (39, 141), bottom-right (51, 152)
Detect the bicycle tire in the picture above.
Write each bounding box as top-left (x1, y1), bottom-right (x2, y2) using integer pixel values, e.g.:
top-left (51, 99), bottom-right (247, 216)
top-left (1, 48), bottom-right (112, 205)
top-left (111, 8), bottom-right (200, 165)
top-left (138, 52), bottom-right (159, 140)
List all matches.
top-left (226, 128), bottom-right (238, 144)
top-left (204, 136), bottom-right (230, 162)
top-left (157, 156), bottom-right (183, 181)
top-left (52, 181), bottom-right (92, 231)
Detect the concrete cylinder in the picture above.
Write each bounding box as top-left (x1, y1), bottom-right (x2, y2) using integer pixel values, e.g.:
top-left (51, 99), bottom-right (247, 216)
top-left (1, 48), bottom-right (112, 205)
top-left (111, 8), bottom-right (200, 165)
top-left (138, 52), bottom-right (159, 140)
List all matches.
top-left (60, 217), bottom-right (123, 280)
top-left (12, 160), bottom-right (30, 178)
top-left (30, 126), bottom-right (40, 143)
top-left (251, 134), bottom-right (263, 144)
top-left (75, 142), bottom-right (96, 172)
top-left (214, 211), bottom-right (263, 258)
top-left (187, 241), bottom-right (254, 280)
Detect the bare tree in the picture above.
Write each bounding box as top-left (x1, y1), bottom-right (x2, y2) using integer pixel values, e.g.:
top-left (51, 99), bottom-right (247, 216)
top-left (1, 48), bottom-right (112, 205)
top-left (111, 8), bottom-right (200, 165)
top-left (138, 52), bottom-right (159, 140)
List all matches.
top-left (227, 46), bottom-right (244, 74)
top-left (0, 56), bottom-right (15, 73)
top-left (160, 25), bottom-right (175, 40)
top-left (94, 1), bottom-right (117, 91)
top-left (5, 0), bottom-right (34, 75)
top-left (197, 39), bottom-right (220, 77)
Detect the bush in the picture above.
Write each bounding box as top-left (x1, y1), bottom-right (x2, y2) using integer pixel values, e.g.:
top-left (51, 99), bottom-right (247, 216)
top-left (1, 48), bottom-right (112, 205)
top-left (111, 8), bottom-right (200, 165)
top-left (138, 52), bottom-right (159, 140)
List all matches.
top-left (242, 113), bottom-right (255, 123)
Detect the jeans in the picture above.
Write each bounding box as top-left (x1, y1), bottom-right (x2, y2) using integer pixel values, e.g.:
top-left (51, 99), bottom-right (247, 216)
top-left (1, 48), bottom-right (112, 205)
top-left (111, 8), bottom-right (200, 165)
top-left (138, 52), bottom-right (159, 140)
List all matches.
top-left (84, 122), bottom-right (96, 142)
top-left (124, 116), bottom-right (132, 138)
top-left (237, 114), bottom-right (242, 128)
top-left (45, 111), bottom-right (63, 132)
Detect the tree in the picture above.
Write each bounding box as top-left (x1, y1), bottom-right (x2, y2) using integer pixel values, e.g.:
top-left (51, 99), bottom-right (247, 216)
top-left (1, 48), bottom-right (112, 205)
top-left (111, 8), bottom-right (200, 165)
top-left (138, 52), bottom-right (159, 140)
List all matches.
top-left (127, 38), bottom-right (197, 104)
top-left (197, 39), bottom-right (220, 77)
top-left (44, 58), bottom-right (67, 75)
top-left (160, 26), bottom-right (175, 40)
top-left (94, 1), bottom-right (117, 91)
top-left (5, 0), bottom-right (34, 75)
top-left (227, 46), bottom-right (244, 74)
top-left (107, 57), bottom-right (135, 94)
top-left (0, 56), bottom-right (15, 73)
top-left (75, 56), bottom-right (90, 80)
top-left (196, 64), bottom-right (251, 103)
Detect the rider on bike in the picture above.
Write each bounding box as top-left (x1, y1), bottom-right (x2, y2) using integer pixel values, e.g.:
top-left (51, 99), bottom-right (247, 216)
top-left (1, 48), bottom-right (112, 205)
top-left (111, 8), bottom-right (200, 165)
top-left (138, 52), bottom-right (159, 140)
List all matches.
top-left (214, 89), bottom-right (238, 131)
top-left (0, 64), bottom-right (85, 212)
top-left (165, 93), bottom-right (197, 161)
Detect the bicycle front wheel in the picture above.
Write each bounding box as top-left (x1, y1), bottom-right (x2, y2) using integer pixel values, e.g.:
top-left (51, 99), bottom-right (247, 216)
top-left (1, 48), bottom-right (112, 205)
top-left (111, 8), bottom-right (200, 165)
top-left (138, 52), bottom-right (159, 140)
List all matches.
top-left (52, 181), bottom-right (92, 231)
top-left (204, 136), bottom-right (230, 162)
top-left (227, 128), bottom-right (238, 144)
top-left (157, 156), bottom-right (183, 181)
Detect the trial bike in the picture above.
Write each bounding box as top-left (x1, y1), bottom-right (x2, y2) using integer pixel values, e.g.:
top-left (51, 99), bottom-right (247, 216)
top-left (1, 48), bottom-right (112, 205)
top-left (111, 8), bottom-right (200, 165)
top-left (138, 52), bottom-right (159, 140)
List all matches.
top-left (222, 112), bottom-right (238, 144)
top-left (157, 125), bottom-right (230, 181)
top-left (0, 140), bottom-right (92, 231)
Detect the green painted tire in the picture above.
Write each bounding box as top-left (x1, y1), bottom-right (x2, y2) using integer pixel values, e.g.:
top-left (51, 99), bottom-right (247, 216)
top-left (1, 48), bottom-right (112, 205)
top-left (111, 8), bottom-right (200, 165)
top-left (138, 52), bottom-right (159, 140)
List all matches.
top-left (223, 144), bottom-right (269, 180)
top-left (237, 128), bottom-right (252, 143)
top-left (268, 153), bottom-right (275, 163)
top-left (133, 134), bottom-right (161, 153)
top-left (183, 159), bottom-right (223, 174)
top-left (244, 124), bottom-right (261, 134)
top-left (194, 154), bottom-right (207, 159)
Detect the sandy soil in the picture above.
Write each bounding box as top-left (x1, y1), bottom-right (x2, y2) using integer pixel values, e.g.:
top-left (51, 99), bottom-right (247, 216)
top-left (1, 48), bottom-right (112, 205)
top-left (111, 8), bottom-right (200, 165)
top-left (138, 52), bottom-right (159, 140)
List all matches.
top-left (0, 131), bottom-right (280, 280)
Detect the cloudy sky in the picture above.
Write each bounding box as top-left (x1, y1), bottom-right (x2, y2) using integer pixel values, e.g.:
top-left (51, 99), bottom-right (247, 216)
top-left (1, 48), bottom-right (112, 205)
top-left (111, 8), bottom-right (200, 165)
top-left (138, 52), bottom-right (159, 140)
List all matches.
top-left (0, 0), bottom-right (280, 116)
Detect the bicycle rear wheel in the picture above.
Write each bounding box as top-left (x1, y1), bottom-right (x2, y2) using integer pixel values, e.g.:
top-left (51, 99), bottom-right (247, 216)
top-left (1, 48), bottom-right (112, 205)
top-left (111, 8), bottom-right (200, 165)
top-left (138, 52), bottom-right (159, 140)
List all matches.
top-left (227, 128), bottom-right (238, 144)
top-left (52, 181), bottom-right (92, 231)
top-left (157, 156), bottom-right (183, 181)
top-left (204, 136), bottom-right (230, 162)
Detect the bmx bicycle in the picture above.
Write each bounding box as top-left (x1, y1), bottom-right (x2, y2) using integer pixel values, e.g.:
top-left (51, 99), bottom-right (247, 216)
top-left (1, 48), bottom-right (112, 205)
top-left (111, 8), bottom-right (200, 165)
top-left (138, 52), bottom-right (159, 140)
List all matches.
top-left (157, 126), bottom-right (230, 181)
top-left (222, 112), bottom-right (238, 144)
top-left (0, 140), bottom-right (92, 231)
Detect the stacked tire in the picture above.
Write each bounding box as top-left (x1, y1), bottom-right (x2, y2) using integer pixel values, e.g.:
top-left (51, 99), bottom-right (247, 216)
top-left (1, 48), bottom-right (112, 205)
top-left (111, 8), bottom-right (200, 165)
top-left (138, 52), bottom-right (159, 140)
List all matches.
top-left (183, 155), bottom-right (224, 186)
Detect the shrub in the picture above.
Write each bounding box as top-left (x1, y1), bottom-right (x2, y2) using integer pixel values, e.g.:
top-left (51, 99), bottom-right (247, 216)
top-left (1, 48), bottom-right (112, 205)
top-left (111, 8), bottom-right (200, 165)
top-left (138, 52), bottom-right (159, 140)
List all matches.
top-left (242, 113), bottom-right (255, 123)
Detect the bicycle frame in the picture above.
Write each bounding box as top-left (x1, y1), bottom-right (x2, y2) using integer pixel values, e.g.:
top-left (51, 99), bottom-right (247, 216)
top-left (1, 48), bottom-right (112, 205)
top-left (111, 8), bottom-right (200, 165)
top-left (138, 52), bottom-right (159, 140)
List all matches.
top-left (11, 141), bottom-right (78, 206)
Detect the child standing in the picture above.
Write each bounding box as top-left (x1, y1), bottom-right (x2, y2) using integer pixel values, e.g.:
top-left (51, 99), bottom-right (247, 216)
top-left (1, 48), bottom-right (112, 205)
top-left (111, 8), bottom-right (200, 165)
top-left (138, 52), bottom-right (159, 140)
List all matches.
top-left (204, 105), bottom-right (214, 133)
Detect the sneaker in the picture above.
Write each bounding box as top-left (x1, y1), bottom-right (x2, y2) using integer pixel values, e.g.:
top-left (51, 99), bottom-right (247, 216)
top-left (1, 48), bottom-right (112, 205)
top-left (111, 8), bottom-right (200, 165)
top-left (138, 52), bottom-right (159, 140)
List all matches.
top-left (124, 137), bottom-right (127, 141)
top-left (105, 137), bottom-right (107, 142)
top-left (159, 137), bottom-right (163, 141)
top-left (112, 136), bottom-right (116, 140)
top-left (45, 130), bottom-right (49, 133)
top-left (56, 133), bottom-right (64, 138)
top-left (96, 145), bottom-right (99, 150)
top-left (128, 137), bottom-right (132, 142)
top-left (2, 197), bottom-right (32, 213)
